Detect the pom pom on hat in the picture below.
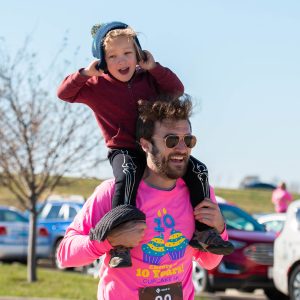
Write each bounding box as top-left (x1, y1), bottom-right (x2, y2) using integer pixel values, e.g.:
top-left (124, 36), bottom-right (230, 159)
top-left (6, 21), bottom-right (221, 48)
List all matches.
top-left (91, 24), bottom-right (102, 38)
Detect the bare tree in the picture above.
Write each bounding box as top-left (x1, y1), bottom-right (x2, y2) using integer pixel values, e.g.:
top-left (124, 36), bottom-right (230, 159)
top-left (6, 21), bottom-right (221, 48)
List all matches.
top-left (0, 37), bottom-right (106, 282)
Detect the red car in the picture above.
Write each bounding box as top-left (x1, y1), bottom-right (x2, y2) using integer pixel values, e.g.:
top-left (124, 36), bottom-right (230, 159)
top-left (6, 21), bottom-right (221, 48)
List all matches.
top-left (192, 202), bottom-right (287, 300)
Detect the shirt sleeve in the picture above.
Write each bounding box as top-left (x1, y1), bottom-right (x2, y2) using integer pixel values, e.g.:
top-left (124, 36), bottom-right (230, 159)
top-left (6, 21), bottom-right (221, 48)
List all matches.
top-left (271, 190), bottom-right (277, 204)
top-left (285, 191), bottom-right (293, 204)
top-left (56, 70), bottom-right (95, 104)
top-left (192, 186), bottom-right (228, 270)
top-left (148, 63), bottom-right (184, 97)
top-left (57, 181), bottom-right (114, 268)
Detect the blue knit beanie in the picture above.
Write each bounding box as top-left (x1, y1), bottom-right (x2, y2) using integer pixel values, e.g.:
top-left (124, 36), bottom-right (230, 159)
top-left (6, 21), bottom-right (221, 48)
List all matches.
top-left (92, 21), bottom-right (142, 70)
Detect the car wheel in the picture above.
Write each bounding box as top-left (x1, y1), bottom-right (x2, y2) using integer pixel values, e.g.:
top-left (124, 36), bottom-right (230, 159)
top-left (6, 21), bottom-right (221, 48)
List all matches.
top-left (192, 262), bottom-right (214, 293)
top-left (289, 265), bottom-right (300, 300)
top-left (52, 238), bottom-right (63, 269)
top-left (264, 288), bottom-right (289, 300)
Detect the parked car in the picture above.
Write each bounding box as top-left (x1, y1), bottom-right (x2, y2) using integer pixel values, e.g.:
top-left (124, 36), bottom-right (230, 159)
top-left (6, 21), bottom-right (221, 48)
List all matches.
top-left (192, 201), bottom-right (286, 300)
top-left (0, 205), bottom-right (51, 262)
top-left (273, 199), bottom-right (300, 300)
top-left (37, 197), bottom-right (84, 268)
top-left (242, 182), bottom-right (276, 190)
top-left (255, 213), bottom-right (286, 234)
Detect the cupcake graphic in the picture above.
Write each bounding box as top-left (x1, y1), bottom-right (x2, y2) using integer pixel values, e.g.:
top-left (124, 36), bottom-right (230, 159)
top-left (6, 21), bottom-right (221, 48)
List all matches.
top-left (165, 229), bottom-right (189, 260)
top-left (142, 234), bottom-right (166, 265)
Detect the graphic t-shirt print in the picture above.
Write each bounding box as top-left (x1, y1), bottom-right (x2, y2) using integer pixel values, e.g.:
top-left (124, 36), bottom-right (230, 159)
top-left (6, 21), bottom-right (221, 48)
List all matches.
top-left (142, 208), bottom-right (189, 265)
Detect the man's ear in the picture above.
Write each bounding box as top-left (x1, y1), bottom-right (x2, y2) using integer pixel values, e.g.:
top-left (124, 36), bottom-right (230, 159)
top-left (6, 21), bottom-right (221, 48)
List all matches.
top-left (139, 138), bottom-right (151, 152)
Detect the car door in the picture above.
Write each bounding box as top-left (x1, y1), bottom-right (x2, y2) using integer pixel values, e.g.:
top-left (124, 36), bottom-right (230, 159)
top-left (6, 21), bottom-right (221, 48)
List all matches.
top-left (0, 208), bottom-right (29, 258)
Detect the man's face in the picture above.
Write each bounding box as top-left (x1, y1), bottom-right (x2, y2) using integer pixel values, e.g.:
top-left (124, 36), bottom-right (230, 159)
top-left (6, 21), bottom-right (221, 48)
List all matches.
top-left (105, 35), bottom-right (137, 82)
top-left (148, 119), bottom-right (193, 179)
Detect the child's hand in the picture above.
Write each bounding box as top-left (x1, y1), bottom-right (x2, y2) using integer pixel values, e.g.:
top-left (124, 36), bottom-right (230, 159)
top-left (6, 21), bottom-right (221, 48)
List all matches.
top-left (138, 50), bottom-right (156, 71)
top-left (80, 60), bottom-right (104, 77)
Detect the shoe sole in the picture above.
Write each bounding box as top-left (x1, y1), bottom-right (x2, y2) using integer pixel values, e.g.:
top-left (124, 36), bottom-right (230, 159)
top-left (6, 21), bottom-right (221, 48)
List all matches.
top-left (206, 246), bottom-right (235, 255)
top-left (189, 242), bottom-right (235, 255)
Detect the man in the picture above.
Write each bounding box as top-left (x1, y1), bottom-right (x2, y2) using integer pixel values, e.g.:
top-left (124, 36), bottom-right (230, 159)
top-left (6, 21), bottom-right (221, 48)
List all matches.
top-left (57, 94), bottom-right (228, 299)
top-left (272, 182), bottom-right (293, 213)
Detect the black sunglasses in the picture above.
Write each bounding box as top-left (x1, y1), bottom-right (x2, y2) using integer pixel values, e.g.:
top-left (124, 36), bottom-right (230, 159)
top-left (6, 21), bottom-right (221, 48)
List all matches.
top-left (153, 134), bottom-right (197, 149)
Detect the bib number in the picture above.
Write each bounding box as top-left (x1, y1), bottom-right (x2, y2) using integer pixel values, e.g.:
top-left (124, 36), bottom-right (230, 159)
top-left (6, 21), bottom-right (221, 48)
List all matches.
top-left (139, 282), bottom-right (183, 300)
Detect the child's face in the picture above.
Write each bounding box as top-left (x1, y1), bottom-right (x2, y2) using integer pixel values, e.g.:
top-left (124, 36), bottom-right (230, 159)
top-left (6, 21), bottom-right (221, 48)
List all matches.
top-left (105, 36), bottom-right (137, 82)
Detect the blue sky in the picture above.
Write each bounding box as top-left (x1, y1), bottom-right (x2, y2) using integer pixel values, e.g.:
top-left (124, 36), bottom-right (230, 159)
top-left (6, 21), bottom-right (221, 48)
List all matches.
top-left (1, 0), bottom-right (300, 191)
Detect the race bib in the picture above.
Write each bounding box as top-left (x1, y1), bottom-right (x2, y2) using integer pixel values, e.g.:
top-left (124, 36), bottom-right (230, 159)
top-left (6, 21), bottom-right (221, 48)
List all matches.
top-left (138, 282), bottom-right (183, 300)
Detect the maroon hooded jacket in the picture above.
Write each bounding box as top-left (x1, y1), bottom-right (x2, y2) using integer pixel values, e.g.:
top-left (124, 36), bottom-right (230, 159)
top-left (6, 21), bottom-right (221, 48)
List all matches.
top-left (57, 64), bottom-right (184, 150)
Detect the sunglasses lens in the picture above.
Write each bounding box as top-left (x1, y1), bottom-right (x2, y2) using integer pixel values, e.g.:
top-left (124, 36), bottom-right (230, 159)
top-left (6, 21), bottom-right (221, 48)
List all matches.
top-left (164, 135), bottom-right (196, 148)
top-left (165, 135), bottom-right (179, 148)
top-left (184, 135), bottom-right (196, 148)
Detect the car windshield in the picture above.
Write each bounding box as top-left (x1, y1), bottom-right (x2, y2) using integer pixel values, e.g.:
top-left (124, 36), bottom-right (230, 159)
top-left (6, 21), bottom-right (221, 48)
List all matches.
top-left (0, 209), bottom-right (28, 223)
top-left (39, 202), bottom-right (83, 220)
top-left (263, 220), bottom-right (285, 232)
top-left (219, 204), bottom-right (265, 232)
top-left (40, 204), bottom-right (63, 219)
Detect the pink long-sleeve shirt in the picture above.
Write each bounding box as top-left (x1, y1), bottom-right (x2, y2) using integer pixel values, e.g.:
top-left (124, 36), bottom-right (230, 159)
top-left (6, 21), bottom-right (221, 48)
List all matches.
top-left (58, 178), bottom-right (227, 299)
top-left (272, 187), bottom-right (293, 213)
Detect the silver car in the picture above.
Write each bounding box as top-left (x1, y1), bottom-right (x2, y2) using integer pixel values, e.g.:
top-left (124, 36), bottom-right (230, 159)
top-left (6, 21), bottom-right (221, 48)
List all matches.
top-left (0, 205), bottom-right (51, 261)
top-left (273, 200), bottom-right (300, 300)
top-left (255, 213), bottom-right (286, 234)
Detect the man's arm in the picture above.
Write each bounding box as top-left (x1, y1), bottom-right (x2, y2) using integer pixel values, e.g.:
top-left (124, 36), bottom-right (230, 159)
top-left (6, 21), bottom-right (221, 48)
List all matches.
top-left (57, 180), bottom-right (147, 268)
top-left (57, 181), bottom-right (114, 268)
top-left (192, 187), bottom-right (228, 270)
top-left (106, 220), bottom-right (147, 248)
top-left (271, 190), bottom-right (277, 204)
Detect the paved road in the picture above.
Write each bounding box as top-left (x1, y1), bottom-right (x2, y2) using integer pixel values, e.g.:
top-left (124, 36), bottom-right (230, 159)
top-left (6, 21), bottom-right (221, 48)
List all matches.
top-left (201, 289), bottom-right (267, 299)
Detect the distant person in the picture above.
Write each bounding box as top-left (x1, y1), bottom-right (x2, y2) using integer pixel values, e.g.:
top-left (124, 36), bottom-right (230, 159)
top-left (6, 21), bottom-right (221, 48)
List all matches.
top-left (272, 182), bottom-right (293, 213)
top-left (57, 95), bottom-right (229, 299)
top-left (57, 21), bottom-right (233, 267)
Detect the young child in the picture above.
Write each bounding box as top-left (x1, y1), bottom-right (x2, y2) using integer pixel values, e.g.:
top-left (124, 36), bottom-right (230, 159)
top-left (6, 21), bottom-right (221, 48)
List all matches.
top-left (57, 21), bottom-right (233, 268)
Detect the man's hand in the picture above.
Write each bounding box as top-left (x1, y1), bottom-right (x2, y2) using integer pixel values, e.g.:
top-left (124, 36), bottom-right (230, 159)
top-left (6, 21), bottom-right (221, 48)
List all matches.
top-left (138, 50), bottom-right (156, 71)
top-left (80, 60), bottom-right (104, 77)
top-left (107, 220), bottom-right (147, 248)
top-left (194, 198), bottom-right (225, 234)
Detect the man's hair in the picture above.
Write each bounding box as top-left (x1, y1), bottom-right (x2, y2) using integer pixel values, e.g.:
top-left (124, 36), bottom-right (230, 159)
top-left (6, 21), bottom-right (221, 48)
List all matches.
top-left (136, 94), bottom-right (193, 142)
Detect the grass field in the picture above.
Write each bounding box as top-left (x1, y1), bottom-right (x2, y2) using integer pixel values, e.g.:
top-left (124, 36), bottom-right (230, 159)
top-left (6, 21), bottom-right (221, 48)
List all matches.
top-left (0, 263), bottom-right (206, 300)
top-left (0, 262), bottom-right (97, 300)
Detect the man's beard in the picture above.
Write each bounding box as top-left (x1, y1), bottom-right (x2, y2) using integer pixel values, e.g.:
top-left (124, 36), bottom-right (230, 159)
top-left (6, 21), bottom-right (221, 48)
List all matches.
top-left (150, 143), bottom-right (188, 179)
